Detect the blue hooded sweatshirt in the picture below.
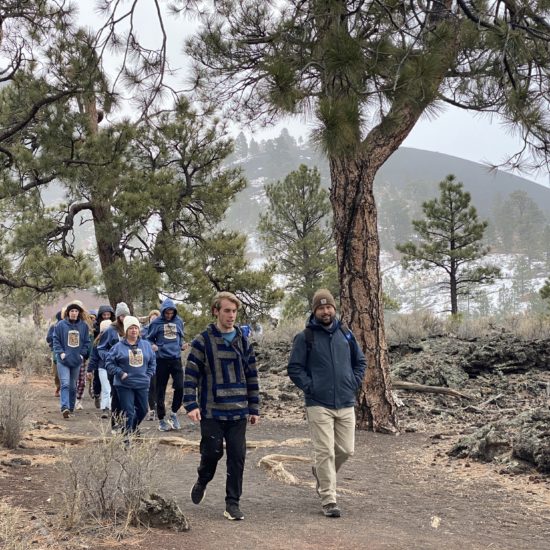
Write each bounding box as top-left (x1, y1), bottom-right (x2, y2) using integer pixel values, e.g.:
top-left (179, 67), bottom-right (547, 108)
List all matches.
top-left (146, 298), bottom-right (185, 359)
top-left (106, 338), bottom-right (156, 389)
top-left (52, 317), bottom-right (91, 369)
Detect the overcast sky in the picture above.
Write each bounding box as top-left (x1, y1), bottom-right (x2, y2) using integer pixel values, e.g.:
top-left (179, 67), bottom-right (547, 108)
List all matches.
top-left (76, 1), bottom-right (548, 187)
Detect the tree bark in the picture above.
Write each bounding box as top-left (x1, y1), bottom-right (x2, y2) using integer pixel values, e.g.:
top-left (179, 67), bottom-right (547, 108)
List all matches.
top-left (329, 154), bottom-right (399, 433)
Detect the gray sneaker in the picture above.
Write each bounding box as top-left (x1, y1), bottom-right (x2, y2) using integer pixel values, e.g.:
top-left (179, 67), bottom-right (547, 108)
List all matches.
top-left (170, 412), bottom-right (181, 430)
top-left (322, 502), bottom-right (341, 518)
top-left (158, 418), bottom-right (173, 432)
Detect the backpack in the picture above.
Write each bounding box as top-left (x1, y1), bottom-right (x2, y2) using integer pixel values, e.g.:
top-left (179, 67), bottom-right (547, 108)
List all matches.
top-left (303, 325), bottom-right (357, 365)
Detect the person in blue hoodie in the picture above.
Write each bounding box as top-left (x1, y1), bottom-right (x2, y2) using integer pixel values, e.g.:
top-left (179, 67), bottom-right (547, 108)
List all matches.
top-left (146, 298), bottom-right (186, 431)
top-left (287, 289), bottom-right (366, 519)
top-left (106, 316), bottom-right (156, 436)
top-left (52, 301), bottom-right (92, 419)
top-left (98, 302), bottom-right (130, 432)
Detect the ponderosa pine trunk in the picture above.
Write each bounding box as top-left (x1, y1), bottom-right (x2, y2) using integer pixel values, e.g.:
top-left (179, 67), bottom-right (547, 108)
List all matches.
top-left (329, 154), bottom-right (398, 433)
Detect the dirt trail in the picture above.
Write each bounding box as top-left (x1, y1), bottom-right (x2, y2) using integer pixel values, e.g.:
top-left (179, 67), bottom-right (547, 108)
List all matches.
top-left (2, 375), bottom-right (550, 550)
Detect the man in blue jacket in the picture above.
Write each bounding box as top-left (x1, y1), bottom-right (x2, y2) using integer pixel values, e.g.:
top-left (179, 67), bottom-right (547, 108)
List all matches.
top-left (146, 298), bottom-right (186, 431)
top-left (287, 289), bottom-right (366, 519)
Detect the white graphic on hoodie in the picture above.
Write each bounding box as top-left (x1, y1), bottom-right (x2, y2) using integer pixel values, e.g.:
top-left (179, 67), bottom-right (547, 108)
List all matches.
top-left (67, 330), bottom-right (80, 348)
top-left (163, 323), bottom-right (177, 340)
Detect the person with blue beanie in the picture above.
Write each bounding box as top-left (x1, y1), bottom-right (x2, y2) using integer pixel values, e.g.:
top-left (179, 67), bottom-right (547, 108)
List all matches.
top-left (106, 316), bottom-right (156, 438)
top-left (146, 298), bottom-right (186, 431)
top-left (52, 301), bottom-right (92, 418)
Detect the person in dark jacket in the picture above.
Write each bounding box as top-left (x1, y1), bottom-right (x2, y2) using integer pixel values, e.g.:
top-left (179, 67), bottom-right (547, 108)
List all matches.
top-left (146, 298), bottom-right (186, 432)
top-left (90, 305), bottom-right (116, 407)
top-left (141, 309), bottom-right (160, 421)
top-left (87, 319), bottom-right (113, 417)
top-left (52, 301), bottom-right (92, 418)
top-left (287, 289), bottom-right (366, 519)
top-left (184, 291), bottom-right (259, 522)
top-left (106, 316), bottom-right (156, 438)
top-left (46, 310), bottom-right (63, 397)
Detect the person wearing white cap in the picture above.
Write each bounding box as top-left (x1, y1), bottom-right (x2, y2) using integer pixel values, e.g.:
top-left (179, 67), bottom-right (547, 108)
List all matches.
top-left (105, 316), bottom-right (156, 438)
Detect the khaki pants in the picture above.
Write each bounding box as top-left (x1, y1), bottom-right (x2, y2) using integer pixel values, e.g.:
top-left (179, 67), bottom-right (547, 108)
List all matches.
top-left (306, 406), bottom-right (355, 506)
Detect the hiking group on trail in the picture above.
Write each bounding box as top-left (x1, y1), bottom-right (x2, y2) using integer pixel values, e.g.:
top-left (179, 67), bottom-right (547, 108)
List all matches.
top-left (45, 288), bottom-right (365, 520)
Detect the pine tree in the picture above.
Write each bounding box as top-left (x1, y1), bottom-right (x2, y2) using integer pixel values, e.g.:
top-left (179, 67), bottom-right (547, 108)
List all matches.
top-left (182, 0), bottom-right (550, 432)
top-left (258, 164), bottom-right (336, 315)
top-left (397, 175), bottom-right (500, 315)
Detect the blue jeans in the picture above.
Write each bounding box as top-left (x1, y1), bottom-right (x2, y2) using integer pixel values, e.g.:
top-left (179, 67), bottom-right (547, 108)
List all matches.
top-left (57, 363), bottom-right (80, 411)
top-left (116, 386), bottom-right (148, 434)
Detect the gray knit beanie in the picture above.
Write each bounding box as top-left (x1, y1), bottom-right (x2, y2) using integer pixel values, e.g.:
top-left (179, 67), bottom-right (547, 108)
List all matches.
top-left (311, 289), bottom-right (336, 313)
top-left (115, 302), bottom-right (131, 318)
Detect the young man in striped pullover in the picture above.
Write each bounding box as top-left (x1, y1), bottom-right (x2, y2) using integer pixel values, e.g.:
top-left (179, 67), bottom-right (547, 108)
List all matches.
top-left (184, 291), bottom-right (260, 521)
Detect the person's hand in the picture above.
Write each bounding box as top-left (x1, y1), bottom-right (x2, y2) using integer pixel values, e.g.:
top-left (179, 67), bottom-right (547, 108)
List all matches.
top-left (121, 372), bottom-right (128, 380)
top-left (249, 415), bottom-right (259, 425)
top-left (181, 342), bottom-right (190, 351)
top-left (152, 344), bottom-right (158, 352)
top-left (60, 353), bottom-right (66, 361)
top-left (187, 409), bottom-right (201, 422)
top-left (86, 372), bottom-right (93, 381)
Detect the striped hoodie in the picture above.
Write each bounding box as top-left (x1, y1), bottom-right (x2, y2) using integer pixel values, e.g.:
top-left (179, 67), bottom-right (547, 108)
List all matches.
top-left (183, 323), bottom-right (259, 420)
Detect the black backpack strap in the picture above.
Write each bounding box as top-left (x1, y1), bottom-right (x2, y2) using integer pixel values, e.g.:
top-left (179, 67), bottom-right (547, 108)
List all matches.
top-left (339, 325), bottom-right (357, 365)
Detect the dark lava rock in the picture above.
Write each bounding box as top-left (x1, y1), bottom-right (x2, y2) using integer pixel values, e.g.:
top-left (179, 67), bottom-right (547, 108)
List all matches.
top-left (138, 493), bottom-right (189, 532)
top-left (449, 408), bottom-right (550, 473)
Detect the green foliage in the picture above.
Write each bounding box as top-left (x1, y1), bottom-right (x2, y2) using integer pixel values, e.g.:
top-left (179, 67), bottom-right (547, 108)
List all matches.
top-left (492, 190), bottom-right (547, 262)
top-left (174, 230), bottom-right (283, 322)
top-left (540, 279), bottom-right (550, 303)
top-left (258, 164), bottom-right (336, 313)
top-left (397, 175), bottom-right (500, 314)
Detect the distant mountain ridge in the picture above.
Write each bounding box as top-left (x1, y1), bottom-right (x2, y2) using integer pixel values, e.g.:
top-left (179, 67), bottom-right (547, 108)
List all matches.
top-left (226, 140), bottom-right (550, 251)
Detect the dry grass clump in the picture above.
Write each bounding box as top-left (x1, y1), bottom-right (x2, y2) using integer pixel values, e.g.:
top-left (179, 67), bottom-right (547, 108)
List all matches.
top-left (259, 317), bottom-right (305, 345)
top-left (0, 500), bottom-right (57, 550)
top-left (58, 428), bottom-right (158, 535)
top-left (498, 314), bottom-right (550, 340)
top-left (0, 384), bottom-right (32, 449)
top-left (386, 311), bottom-right (443, 344)
top-left (0, 317), bottom-right (50, 374)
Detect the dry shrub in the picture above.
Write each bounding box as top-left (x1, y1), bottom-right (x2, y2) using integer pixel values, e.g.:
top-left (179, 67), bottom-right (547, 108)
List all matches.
top-left (0, 500), bottom-right (57, 550)
top-left (260, 318), bottom-right (305, 346)
top-left (0, 384), bottom-right (32, 449)
top-left (499, 314), bottom-right (550, 340)
top-left (0, 317), bottom-right (50, 374)
top-left (58, 428), bottom-right (158, 534)
top-left (386, 311), bottom-right (443, 344)
top-left (443, 316), bottom-right (495, 340)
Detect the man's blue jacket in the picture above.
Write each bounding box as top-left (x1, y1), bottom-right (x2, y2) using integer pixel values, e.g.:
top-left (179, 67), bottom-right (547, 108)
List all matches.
top-left (287, 316), bottom-right (366, 409)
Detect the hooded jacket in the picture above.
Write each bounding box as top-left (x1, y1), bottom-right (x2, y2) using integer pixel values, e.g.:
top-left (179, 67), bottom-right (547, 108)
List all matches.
top-left (93, 305), bottom-right (115, 338)
top-left (52, 316), bottom-right (91, 369)
top-left (145, 298), bottom-right (185, 359)
top-left (287, 315), bottom-right (366, 409)
top-left (106, 338), bottom-right (156, 389)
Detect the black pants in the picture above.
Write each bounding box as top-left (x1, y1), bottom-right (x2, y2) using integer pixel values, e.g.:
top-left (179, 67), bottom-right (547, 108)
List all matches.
top-left (197, 418), bottom-right (247, 505)
top-left (93, 369), bottom-right (101, 397)
top-left (107, 372), bottom-right (122, 428)
top-left (155, 357), bottom-right (183, 420)
top-left (148, 373), bottom-right (157, 411)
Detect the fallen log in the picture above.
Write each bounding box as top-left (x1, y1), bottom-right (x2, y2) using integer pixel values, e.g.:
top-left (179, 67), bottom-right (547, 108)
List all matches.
top-left (392, 380), bottom-right (472, 399)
